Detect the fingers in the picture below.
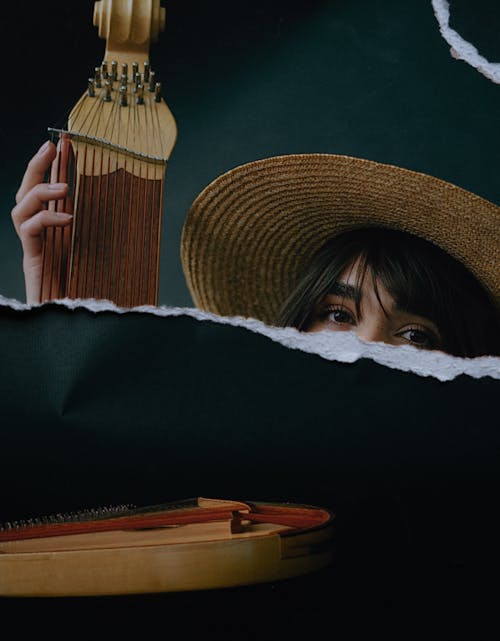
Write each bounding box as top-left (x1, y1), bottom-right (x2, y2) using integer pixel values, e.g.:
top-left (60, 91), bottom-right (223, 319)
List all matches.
top-left (19, 210), bottom-right (73, 268)
top-left (13, 139), bottom-right (72, 305)
top-left (15, 140), bottom-right (58, 204)
top-left (11, 182), bottom-right (69, 236)
top-left (19, 210), bottom-right (73, 239)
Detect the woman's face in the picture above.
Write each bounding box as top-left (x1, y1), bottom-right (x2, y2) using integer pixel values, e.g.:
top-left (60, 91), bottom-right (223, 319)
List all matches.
top-left (306, 260), bottom-right (442, 350)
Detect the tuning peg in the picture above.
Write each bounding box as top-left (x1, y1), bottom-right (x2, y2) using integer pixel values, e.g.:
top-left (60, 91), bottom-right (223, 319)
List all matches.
top-left (149, 71), bottom-right (156, 91)
top-left (111, 60), bottom-right (118, 81)
top-left (143, 61), bottom-right (150, 83)
top-left (154, 82), bottom-right (162, 102)
top-left (94, 67), bottom-right (102, 88)
top-left (87, 78), bottom-right (96, 97)
top-left (120, 85), bottom-right (128, 106)
top-left (132, 62), bottom-right (139, 82)
top-left (103, 80), bottom-right (112, 102)
top-left (121, 63), bottom-right (128, 84)
top-left (136, 84), bottom-right (144, 105)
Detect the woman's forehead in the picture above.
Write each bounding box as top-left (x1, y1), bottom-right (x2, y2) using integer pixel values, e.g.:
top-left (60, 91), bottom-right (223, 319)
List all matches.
top-left (330, 260), bottom-right (402, 314)
top-left (336, 257), bottom-right (380, 294)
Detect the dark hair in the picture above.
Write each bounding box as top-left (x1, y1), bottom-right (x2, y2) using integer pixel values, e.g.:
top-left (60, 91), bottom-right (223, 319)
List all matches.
top-left (277, 228), bottom-right (499, 357)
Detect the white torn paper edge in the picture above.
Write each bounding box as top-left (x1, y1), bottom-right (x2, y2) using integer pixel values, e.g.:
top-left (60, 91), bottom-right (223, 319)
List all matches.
top-left (1, 295), bottom-right (498, 383)
top-left (432, 0), bottom-right (500, 84)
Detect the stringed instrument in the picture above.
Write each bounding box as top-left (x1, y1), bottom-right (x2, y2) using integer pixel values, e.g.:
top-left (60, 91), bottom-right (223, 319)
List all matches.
top-left (0, 497), bottom-right (334, 597)
top-left (41, 0), bottom-right (177, 307)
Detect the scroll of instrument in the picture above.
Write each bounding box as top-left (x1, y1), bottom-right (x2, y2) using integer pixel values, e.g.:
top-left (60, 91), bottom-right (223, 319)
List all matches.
top-left (41, 0), bottom-right (177, 308)
top-left (0, 497), bottom-right (334, 597)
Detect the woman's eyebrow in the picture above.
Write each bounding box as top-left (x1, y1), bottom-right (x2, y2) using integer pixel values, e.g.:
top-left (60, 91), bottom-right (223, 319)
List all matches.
top-left (327, 282), bottom-right (360, 300)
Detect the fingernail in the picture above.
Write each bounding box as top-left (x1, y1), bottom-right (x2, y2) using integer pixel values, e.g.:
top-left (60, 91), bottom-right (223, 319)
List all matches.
top-left (37, 140), bottom-right (50, 155)
top-left (55, 213), bottom-right (73, 219)
top-left (48, 182), bottom-right (67, 190)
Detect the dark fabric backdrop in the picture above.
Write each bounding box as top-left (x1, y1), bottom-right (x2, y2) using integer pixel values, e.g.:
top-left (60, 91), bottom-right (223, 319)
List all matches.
top-left (0, 304), bottom-right (498, 631)
top-left (0, 0), bottom-right (499, 633)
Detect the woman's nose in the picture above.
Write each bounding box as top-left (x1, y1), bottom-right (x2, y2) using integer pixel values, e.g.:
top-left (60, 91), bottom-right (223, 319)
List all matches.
top-left (354, 322), bottom-right (390, 345)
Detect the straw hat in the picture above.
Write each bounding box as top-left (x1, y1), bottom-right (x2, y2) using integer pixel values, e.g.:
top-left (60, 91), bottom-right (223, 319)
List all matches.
top-left (181, 154), bottom-right (499, 325)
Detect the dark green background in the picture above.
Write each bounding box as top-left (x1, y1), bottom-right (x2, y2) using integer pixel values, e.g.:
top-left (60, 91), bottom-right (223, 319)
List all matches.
top-left (0, 0), bottom-right (499, 630)
top-left (0, 0), bottom-right (499, 304)
top-left (0, 304), bottom-right (499, 629)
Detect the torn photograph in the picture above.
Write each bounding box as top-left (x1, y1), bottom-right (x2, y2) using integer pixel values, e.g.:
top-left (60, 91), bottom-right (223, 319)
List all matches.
top-left (0, 0), bottom-right (498, 633)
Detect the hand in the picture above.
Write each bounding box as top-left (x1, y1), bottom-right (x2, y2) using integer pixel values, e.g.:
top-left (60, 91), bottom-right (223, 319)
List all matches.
top-left (11, 140), bottom-right (73, 304)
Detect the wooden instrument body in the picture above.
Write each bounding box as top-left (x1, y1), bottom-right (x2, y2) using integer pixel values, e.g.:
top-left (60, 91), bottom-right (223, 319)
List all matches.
top-left (0, 498), bottom-right (334, 597)
top-left (41, 0), bottom-right (177, 307)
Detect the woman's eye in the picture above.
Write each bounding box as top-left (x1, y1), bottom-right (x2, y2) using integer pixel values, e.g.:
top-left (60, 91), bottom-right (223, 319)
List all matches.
top-left (326, 308), bottom-right (355, 325)
top-left (398, 328), bottom-right (436, 348)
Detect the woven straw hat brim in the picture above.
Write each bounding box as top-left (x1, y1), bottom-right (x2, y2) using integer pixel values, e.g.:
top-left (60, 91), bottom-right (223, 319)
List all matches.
top-left (181, 154), bottom-right (499, 326)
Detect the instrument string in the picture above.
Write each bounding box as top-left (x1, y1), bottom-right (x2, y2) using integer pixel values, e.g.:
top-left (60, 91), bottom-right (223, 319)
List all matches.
top-left (50, 140), bottom-right (63, 300)
top-left (153, 99), bottom-right (166, 303)
top-left (72, 91), bottom-right (103, 138)
top-left (123, 82), bottom-right (136, 307)
top-left (78, 146), bottom-right (88, 299)
top-left (40, 162), bottom-right (51, 302)
top-left (131, 83), bottom-right (142, 303)
top-left (69, 142), bottom-right (83, 298)
top-left (84, 147), bottom-right (96, 298)
top-left (134, 93), bottom-right (145, 306)
top-left (90, 142), bottom-right (104, 299)
top-left (123, 92), bottom-right (133, 307)
top-left (39, 221), bottom-right (47, 302)
top-left (101, 88), bottom-right (120, 301)
top-left (84, 100), bottom-right (104, 298)
top-left (114, 82), bottom-right (126, 304)
top-left (67, 145), bottom-right (78, 296)
top-left (110, 92), bottom-right (123, 303)
top-left (135, 85), bottom-right (145, 305)
top-left (106, 147), bottom-right (118, 302)
top-left (49, 152), bottom-right (57, 300)
top-left (141, 168), bottom-right (149, 305)
top-left (93, 141), bottom-right (104, 301)
top-left (129, 104), bottom-right (142, 305)
top-left (46, 158), bottom-right (56, 301)
top-left (99, 83), bottom-right (120, 301)
top-left (146, 93), bottom-right (155, 303)
top-left (130, 82), bottom-right (140, 306)
top-left (55, 137), bottom-right (68, 299)
top-left (103, 85), bottom-right (116, 303)
top-left (117, 103), bottom-right (128, 305)
top-left (98, 139), bottom-right (111, 300)
top-left (155, 166), bottom-right (166, 301)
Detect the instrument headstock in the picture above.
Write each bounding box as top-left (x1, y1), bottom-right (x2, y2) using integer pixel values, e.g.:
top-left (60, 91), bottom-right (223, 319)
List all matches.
top-left (63, 0), bottom-right (176, 175)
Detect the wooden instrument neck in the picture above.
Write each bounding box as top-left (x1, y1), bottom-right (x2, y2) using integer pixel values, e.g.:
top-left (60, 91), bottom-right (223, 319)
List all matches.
top-left (93, 0), bottom-right (166, 68)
